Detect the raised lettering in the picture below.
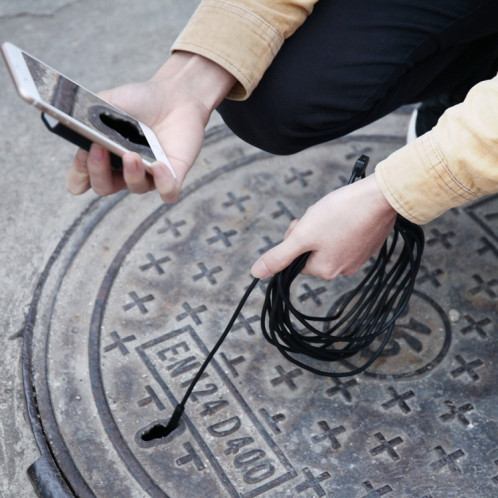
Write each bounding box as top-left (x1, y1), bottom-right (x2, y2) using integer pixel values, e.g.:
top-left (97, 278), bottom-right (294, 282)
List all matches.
top-left (224, 437), bottom-right (254, 456)
top-left (200, 399), bottom-right (229, 416)
top-left (208, 416), bottom-right (241, 437)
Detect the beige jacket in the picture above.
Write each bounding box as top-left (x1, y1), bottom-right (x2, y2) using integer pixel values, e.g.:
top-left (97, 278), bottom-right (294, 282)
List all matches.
top-left (172, 0), bottom-right (498, 224)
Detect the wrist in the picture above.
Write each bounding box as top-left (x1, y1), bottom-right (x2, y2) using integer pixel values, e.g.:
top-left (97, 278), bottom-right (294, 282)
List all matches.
top-left (363, 173), bottom-right (398, 220)
top-left (153, 51), bottom-right (236, 112)
top-left (319, 173), bottom-right (397, 224)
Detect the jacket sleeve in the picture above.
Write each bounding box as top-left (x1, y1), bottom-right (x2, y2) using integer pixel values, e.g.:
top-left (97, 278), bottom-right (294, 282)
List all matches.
top-left (375, 72), bottom-right (498, 224)
top-left (171, 0), bottom-right (319, 100)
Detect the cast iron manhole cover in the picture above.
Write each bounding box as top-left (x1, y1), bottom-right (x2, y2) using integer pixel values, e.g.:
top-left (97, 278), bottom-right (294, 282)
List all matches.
top-left (24, 124), bottom-right (498, 497)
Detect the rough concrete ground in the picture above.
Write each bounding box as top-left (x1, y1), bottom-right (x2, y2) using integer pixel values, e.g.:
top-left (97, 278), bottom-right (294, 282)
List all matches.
top-left (0, 1), bottom-right (199, 495)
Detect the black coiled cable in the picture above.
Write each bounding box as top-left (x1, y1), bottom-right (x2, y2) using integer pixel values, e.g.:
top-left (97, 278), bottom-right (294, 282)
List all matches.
top-left (261, 215), bottom-right (424, 377)
top-left (161, 156), bottom-right (424, 434)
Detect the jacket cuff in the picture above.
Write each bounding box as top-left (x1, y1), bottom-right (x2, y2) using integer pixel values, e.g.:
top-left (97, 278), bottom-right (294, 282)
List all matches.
top-left (375, 131), bottom-right (479, 224)
top-left (171, 0), bottom-right (284, 100)
top-left (376, 74), bottom-right (498, 224)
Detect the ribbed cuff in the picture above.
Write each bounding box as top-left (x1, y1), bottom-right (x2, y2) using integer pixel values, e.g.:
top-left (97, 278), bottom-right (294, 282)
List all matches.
top-left (375, 132), bottom-right (478, 224)
top-left (171, 0), bottom-right (283, 100)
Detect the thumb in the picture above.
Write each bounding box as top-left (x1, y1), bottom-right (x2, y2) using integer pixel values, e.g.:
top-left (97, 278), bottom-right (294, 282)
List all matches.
top-left (284, 219), bottom-right (300, 239)
top-left (97, 83), bottom-right (155, 120)
top-left (251, 236), bottom-right (304, 278)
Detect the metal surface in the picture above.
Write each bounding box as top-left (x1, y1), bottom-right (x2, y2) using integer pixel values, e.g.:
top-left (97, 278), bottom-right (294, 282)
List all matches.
top-left (24, 124), bottom-right (498, 497)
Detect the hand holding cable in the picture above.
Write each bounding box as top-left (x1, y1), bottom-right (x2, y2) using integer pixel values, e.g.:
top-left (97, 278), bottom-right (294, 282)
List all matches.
top-left (251, 162), bottom-right (397, 281)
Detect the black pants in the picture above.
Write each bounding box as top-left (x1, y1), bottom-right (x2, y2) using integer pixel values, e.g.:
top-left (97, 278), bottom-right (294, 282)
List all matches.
top-left (217, 0), bottom-right (498, 155)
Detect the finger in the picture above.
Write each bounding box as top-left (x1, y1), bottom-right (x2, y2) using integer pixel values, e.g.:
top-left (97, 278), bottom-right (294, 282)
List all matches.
top-left (301, 252), bottom-right (341, 280)
top-left (87, 143), bottom-right (125, 195)
top-left (122, 152), bottom-right (154, 194)
top-left (284, 219), bottom-right (300, 239)
top-left (251, 236), bottom-right (305, 279)
top-left (149, 161), bottom-right (180, 203)
top-left (66, 148), bottom-right (91, 194)
top-left (300, 236), bottom-right (386, 280)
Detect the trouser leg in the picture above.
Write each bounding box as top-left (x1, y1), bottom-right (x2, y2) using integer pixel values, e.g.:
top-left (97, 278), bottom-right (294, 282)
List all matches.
top-left (217, 0), bottom-right (498, 154)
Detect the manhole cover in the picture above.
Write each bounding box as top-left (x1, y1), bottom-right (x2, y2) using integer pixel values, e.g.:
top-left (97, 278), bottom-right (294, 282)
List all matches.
top-left (24, 124), bottom-right (498, 497)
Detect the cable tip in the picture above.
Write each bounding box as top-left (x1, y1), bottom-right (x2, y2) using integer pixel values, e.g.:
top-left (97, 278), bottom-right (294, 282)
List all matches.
top-left (349, 155), bottom-right (369, 183)
top-left (163, 404), bottom-right (185, 435)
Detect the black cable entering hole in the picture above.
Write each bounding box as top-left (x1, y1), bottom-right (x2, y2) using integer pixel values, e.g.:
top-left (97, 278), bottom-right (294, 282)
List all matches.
top-left (141, 423), bottom-right (172, 441)
top-left (99, 112), bottom-right (148, 146)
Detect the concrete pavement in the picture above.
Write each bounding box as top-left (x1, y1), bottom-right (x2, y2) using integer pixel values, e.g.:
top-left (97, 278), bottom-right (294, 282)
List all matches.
top-left (0, 1), bottom-right (198, 495)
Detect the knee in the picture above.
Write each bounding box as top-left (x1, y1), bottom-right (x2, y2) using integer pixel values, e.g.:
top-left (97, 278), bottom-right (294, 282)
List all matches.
top-left (217, 98), bottom-right (316, 155)
top-left (218, 94), bottom-right (359, 156)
